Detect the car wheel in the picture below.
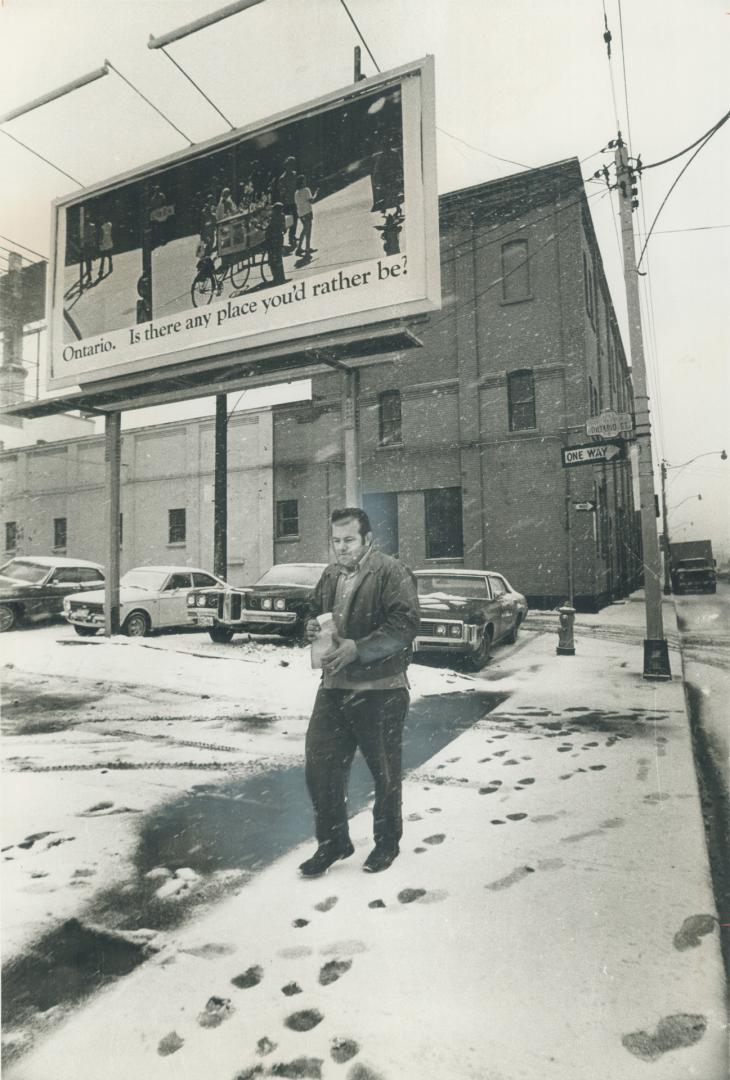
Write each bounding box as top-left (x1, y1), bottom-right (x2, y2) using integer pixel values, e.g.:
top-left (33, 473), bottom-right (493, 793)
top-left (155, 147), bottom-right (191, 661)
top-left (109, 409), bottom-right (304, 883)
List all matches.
top-left (208, 627), bottom-right (234, 644)
top-left (74, 626), bottom-right (98, 637)
top-left (0, 604), bottom-right (18, 633)
top-left (124, 610), bottom-right (151, 637)
top-left (505, 614), bottom-right (522, 645)
top-left (465, 627), bottom-right (492, 671)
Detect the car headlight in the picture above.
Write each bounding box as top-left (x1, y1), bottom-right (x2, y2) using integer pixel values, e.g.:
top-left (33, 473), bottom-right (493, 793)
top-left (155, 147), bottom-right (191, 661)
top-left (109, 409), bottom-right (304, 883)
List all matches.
top-left (274, 597), bottom-right (286, 611)
top-left (436, 624), bottom-right (447, 636)
top-left (197, 595), bottom-right (208, 607)
top-left (449, 624), bottom-right (463, 638)
top-left (262, 597), bottom-right (272, 610)
top-left (187, 594), bottom-right (196, 607)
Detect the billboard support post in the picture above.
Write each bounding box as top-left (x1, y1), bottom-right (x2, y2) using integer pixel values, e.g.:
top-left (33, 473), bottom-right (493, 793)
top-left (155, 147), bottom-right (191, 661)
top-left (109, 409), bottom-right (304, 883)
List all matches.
top-left (104, 411), bottom-right (122, 636)
top-left (214, 394), bottom-right (228, 579)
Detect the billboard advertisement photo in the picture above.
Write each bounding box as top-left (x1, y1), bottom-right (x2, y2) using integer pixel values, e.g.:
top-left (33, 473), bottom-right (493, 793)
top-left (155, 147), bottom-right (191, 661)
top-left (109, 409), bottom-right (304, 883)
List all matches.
top-left (49, 57), bottom-right (439, 390)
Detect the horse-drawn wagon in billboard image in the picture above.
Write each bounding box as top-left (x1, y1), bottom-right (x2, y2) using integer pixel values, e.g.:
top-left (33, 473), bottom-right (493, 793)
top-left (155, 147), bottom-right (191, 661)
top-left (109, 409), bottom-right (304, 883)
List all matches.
top-left (191, 202), bottom-right (273, 306)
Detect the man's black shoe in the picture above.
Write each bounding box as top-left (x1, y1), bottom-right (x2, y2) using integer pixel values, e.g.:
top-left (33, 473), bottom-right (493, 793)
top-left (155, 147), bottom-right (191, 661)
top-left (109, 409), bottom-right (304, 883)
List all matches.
top-left (298, 841), bottom-right (355, 878)
top-left (363, 843), bottom-right (400, 873)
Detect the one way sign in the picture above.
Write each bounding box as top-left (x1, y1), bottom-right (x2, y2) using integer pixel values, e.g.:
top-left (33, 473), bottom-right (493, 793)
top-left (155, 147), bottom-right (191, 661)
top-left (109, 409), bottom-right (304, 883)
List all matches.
top-left (561, 442), bottom-right (624, 468)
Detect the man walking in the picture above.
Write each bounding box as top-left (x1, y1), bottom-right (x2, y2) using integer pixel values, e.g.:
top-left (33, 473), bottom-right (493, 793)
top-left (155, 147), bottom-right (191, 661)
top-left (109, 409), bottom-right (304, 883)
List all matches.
top-left (300, 508), bottom-right (420, 877)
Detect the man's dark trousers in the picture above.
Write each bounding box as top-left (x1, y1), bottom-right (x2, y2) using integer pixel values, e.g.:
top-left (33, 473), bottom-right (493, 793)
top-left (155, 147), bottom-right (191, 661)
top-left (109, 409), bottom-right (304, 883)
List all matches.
top-left (305, 686), bottom-right (409, 849)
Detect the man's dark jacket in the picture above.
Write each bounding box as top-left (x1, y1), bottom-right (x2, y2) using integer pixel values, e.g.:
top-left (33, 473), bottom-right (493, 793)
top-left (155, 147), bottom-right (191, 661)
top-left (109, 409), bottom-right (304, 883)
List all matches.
top-left (309, 550), bottom-right (420, 683)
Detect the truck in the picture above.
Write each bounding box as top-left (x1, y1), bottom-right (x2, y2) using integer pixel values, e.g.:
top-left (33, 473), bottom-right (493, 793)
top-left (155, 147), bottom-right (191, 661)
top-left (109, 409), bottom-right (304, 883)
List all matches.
top-left (668, 539), bottom-right (716, 594)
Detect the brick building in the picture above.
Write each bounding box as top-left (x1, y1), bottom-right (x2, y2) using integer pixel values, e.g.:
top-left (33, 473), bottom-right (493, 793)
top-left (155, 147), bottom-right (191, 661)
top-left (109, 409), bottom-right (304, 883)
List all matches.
top-left (1, 158), bottom-right (640, 609)
top-left (274, 157), bottom-right (640, 608)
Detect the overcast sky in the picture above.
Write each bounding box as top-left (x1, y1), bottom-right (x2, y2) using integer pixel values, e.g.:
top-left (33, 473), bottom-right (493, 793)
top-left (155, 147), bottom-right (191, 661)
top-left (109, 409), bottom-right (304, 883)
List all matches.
top-left (0, 0), bottom-right (727, 556)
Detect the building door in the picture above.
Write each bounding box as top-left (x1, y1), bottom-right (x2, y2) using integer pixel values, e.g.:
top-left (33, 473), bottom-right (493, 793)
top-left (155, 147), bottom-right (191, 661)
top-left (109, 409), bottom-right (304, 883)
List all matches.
top-left (363, 492), bottom-right (399, 556)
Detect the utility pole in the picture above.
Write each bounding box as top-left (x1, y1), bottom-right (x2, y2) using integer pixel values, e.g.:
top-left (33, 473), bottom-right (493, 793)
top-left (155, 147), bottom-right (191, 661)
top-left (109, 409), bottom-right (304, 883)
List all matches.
top-left (615, 139), bottom-right (670, 679)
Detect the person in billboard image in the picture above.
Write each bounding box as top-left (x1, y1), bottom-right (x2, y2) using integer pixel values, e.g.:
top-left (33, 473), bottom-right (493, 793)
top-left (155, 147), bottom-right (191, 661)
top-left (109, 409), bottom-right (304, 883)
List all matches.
top-left (265, 202), bottom-right (287, 285)
top-left (80, 216), bottom-right (97, 289)
top-left (294, 174), bottom-right (319, 258)
top-left (300, 508), bottom-right (420, 878)
top-left (97, 217), bottom-right (114, 280)
top-left (275, 155), bottom-right (299, 249)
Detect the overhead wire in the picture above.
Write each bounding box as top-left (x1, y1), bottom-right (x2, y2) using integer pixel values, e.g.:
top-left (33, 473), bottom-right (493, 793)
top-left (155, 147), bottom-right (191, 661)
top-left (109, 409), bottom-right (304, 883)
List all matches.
top-left (338, 0), bottom-right (381, 73)
top-left (0, 128), bottom-right (81, 187)
top-left (640, 109), bottom-right (730, 171)
top-left (105, 59), bottom-right (194, 146)
top-left (637, 123), bottom-right (728, 269)
top-left (157, 45), bottom-right (235, 130)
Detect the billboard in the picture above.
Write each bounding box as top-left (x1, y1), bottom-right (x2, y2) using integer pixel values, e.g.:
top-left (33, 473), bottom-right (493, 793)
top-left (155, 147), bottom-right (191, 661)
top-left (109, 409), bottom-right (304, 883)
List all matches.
top-left (48, 57), bottom-right (439, 390)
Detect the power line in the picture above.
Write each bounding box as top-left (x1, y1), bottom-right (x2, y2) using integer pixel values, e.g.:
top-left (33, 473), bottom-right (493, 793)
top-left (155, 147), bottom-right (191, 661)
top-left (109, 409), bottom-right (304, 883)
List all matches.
top-left (601, 0), bottom-right (622, 134)
top-left (436, 127), bottom-right (531, 171)
top-left (616, 0), bottom-right (634, 152)
top-left (0, 234), bottom-right (48, 260)
top-left (0, 128), bottom-right (81, 186)
top-left (653, 223), bottom-right (730, 235)
top-left (338, 0), bottom-right (381, 73)
top-left (637, 125), bottom-right (726, 269)
top-left (641, 109), bottom-right (730, 171)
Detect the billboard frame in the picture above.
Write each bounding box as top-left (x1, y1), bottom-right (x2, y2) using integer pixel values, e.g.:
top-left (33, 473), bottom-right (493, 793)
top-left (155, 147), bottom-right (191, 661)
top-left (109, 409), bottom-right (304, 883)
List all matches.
top-left (47, 56), bottom-right (439, 393)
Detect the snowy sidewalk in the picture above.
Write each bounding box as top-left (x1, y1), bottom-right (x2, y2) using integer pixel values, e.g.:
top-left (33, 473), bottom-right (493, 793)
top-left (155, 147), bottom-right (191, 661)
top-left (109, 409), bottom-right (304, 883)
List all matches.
top-left (6, 604), bottom-right (728, 1080)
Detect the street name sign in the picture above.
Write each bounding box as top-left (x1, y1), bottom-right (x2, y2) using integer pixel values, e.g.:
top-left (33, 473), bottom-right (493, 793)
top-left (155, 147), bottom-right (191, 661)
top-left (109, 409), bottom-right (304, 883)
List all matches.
top-left (573, 501), bottom-right (596, 511)
top-left (561, 442), bottom-right (624, 468)
top-left (586, 411), bottom-right (634, 438)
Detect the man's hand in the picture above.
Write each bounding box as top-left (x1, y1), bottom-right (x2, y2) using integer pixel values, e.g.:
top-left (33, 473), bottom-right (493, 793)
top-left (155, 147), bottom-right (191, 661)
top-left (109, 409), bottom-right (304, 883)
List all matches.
top-left (305, 618), bottom-right (321, 643)
top-left (322, 636), bottom-right (358, 675)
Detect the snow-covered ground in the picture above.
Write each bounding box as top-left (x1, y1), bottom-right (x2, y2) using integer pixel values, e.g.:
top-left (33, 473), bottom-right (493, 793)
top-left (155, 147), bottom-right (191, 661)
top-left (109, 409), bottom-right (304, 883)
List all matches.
top-left (2, 605), bottom-right (727, 1079)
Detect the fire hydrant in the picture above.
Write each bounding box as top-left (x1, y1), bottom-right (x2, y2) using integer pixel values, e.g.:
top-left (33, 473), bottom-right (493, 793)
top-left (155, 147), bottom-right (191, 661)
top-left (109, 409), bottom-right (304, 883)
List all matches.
top-left (556, 602), bottom-right (576, 656)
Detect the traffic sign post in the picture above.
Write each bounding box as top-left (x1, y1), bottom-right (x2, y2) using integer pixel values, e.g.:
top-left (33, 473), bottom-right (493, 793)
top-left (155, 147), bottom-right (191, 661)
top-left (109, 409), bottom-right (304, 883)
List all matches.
top-left (561, 442), bottom-right (624, 468)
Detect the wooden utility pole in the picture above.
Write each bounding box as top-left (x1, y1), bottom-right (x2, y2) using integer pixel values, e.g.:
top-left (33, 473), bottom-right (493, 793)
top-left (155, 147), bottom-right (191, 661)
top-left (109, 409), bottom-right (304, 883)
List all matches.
top-left (615, 140), bottom-right (670, 678)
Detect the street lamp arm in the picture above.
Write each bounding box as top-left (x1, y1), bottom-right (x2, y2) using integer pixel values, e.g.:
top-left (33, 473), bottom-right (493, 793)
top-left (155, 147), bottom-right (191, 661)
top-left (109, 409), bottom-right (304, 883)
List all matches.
top-left (666, 449), bottom-right (727, 470)
top-left (668, 494), bottom-right (702, 512)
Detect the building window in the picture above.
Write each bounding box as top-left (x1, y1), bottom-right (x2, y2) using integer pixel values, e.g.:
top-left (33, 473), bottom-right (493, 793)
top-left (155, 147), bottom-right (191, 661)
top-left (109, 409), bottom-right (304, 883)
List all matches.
top-left (425, 487), bottom-right (464, 559)
top-left (168, 508), bottom-right (186, 544)
top-left (276, 499), bottom-right (299, 539)
top-left (378, 389), bottom-right (402, 446)
top-left (53, 517), bottom-right (67, 550)
top-left (507, 369), bottom-right (536, 431)
top-left (501, 239), bottom-right (530, 301)
top-left (5, 521), bottom-right (17, 552)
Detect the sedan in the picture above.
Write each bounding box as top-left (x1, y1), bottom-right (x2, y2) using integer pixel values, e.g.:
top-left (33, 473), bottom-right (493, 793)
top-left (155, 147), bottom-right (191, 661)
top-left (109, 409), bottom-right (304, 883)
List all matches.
top-left (0, 556), bottom-right (105, 633)
top-left (64, 565), bottom-right (226, 637)
top-left (414, 568), bottom-right (528, 670)
top-left (187, 562), bottom-right (326, 644)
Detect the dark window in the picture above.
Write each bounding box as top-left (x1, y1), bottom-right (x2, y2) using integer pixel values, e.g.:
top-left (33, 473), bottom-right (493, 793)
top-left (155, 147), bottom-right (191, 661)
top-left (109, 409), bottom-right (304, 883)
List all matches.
top-left (168, 508), bottom-right (186, 544)
top-left (193, 572), bottom-right (218, 587)
top-left (425, 487), bottom-right (464, 559)
top-left (488, 575), bottom-right (507, 597)
top-left (53, 517), bottom-right (67, 550)
top-left (507, 369), bottom-right (536, 431)
top-left (76, 567), bottom-right (104, 583)
top-left (50, 568), bottom-right (78, 584)
top-left (363, 492), bottom-right (399, 556)
top-left (276, 499), bottom-right (299, 538)
top-left (378, 389), bottom-right (402, 446)
top-left (501, 239), bottom-right (530, 301)
top-left (5, 522), bottom-right (17, 551)
top-left (593, 385), bottom-right (599, 417)
top-left (165, 573), bottom-right (192, 590)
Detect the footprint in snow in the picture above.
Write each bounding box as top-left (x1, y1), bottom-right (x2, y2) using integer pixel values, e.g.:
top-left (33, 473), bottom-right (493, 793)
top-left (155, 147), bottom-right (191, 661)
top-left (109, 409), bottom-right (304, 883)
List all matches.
top-left (231, 965), bottom-right (263, 989)
top-left (331, 1038), bottom-right (360, 1064)
top-left (314, 896), bottom-right (338, 913)
top-left (198, 995), bottom-right (234, 1027)
top-left (293, 918), bottom-right (309, 928)
top-left (285, 1008), bottom-right (324, 1032)
top-left (157, 1031), bottom-right (184, 1056)
top-left (423, 834), bottom-right (445, 844)
top-left (282, 982), bottom-right (303, 996)
top-left (319, 958), bottom-right (352, 985)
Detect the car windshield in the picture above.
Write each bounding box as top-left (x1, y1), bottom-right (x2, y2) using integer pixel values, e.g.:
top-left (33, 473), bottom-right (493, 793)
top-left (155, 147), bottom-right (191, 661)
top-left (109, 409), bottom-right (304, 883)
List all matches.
top-left (416, 575), bottom-right (489, 600)
top-left (678, 559), bottom-right (708, 569)
top-left (121, 569), bottom-right (169, 591)
top-left (0, 560), bottom-right (50, 584)
top-left (255, 564), bottom-right (324, 588)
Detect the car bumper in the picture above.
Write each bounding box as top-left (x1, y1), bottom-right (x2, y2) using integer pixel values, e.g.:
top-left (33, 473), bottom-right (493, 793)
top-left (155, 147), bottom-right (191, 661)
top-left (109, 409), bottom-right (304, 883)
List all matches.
top-left (413, 622), bottom-right (479, 652)
top-left (66, 611), bottom-right (105, 626)
top-left (188, 610), bottom-right (297, 628)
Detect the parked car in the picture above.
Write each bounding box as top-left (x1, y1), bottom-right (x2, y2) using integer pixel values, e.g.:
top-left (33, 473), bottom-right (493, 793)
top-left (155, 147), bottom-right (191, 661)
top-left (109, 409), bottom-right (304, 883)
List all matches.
top-left (187, 562), bottom-right (327, 644)
top-left (64, 565), bottom-right (226, 637)
top-left (0, 556), bottom-right (105, 633)
top-left (413, 568), bottom-right (528, 670)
